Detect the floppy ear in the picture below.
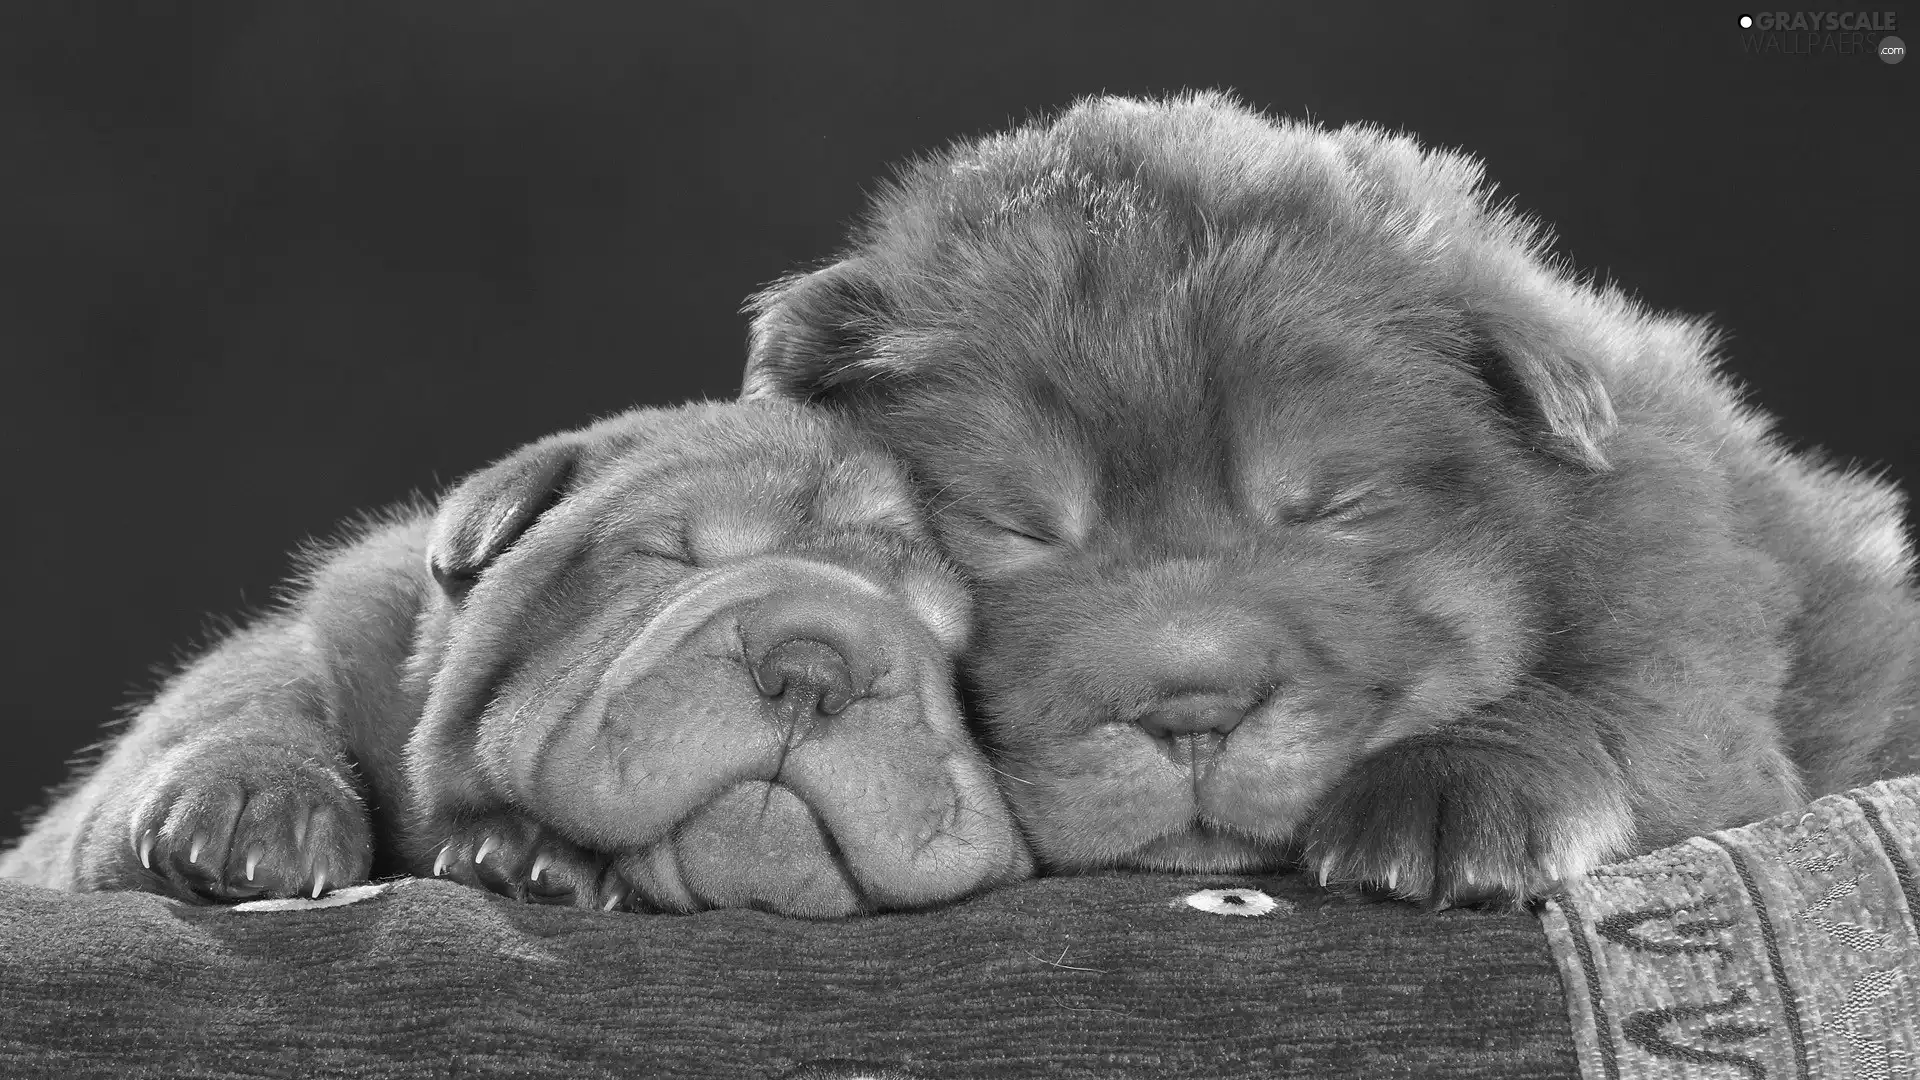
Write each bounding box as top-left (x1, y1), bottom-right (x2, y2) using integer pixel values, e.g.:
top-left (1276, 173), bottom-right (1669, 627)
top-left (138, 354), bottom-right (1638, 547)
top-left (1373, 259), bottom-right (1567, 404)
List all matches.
top-left (741, 259), bottom-right (889, 403)
top-left (1463, 308), bottom-right (1617, 472)
top-left (426, 439), bottom-right (580, 596)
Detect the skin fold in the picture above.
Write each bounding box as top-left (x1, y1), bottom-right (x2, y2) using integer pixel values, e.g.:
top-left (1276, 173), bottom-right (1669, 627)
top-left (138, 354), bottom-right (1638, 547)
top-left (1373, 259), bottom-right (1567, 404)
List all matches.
top-left (742, 91), bottom-right (1920, 907)
top-left (0, 401), bottom-right (1031, 917)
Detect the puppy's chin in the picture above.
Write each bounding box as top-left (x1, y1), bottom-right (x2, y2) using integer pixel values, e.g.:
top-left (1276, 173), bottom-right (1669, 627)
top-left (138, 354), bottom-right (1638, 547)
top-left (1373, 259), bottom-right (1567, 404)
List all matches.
top-left (1121, 826), bottom-right (1291, 874)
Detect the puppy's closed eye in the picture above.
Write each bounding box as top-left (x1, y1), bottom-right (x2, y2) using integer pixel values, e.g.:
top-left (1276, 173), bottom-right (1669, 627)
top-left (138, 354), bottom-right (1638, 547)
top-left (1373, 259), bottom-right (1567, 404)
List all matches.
top-left (1276, 486), bottom-right (1378, 526)
top-left (941, 514), bottom-right (1062, 576)
top-left (941, 506), bottom-right (1062, 545)
top-left (991, 521), bottom-right (1060, 547)
top-left (1307, 492), bottom-right (1373, 525)
top-left (610, 541), bottom-right (698, 572)
top-left (617, 520), bottom-right (701, 568)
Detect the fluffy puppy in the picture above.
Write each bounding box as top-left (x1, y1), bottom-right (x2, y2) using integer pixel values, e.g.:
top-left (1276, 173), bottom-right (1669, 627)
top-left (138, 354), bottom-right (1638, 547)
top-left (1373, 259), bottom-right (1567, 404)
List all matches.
top-left (742, 92), bottom-right (1920, 905)
top-left (1, 402), bottom-right (1029, 917)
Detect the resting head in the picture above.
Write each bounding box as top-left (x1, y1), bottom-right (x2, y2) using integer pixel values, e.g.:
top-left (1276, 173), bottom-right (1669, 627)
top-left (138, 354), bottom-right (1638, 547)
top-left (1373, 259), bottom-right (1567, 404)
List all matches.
top-left (407, 400), bottom-right (1028, 914)
top-left (742, 93), bottom-right (1624, 874)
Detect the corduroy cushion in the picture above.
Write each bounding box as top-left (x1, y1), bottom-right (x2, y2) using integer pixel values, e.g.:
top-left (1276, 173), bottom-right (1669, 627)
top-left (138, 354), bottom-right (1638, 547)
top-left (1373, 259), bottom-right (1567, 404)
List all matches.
top-left (0, 869), bottom-right (1572, 1078)
top-left (2, 777), bottom-right (1914, 1079)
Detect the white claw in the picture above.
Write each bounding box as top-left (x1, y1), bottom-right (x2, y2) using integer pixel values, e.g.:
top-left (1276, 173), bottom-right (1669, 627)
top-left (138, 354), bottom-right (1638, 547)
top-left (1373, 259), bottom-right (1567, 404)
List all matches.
top-left (189, 837), bottom-right (203, 864)
top-left (1543, 860), bottom-right (1561, 882)
top-left (1317, 859), bottom-right (1332, 888)
top-left (603, 892), bottom-right (621, 912)
top-left (475, 836), bottom-right (498, 866)
top-left (433, 845), bottom-right (454, 877)
top-left (138, 832), bottom-right (155, 870)
top-left (530, 854), bottom-right (549, 883)
top-left (1386, 866), bottom-right (1399, 891)
top-left (1464, 866), bottom-right (1477, 886)
top-left (246, 850), bottom-right (260, 881)
top-left (311, 870), bottom-right (327, 899)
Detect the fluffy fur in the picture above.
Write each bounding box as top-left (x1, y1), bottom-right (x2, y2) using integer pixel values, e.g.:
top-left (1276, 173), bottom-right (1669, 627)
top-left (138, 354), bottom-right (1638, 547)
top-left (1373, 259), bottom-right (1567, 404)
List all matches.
top-left (743, 92), bottom-right (1920, 904)
top-left (1, 401), bottom-right (1030, 917)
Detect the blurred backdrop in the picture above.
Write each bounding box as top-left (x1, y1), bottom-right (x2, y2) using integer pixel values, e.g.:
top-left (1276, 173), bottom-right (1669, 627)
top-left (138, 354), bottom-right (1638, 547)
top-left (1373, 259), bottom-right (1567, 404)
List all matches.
top-left (2, 2), bottom-right (1911, 835)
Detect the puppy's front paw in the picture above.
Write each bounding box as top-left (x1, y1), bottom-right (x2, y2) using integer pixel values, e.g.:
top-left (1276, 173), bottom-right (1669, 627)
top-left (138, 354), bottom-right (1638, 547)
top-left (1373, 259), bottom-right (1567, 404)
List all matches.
top-left (423, 814), bottom-right (616, 909)
top-left (91, 742), bottom-right (372, 902)
top-left (1298, 735), bottom-right (1633, 907)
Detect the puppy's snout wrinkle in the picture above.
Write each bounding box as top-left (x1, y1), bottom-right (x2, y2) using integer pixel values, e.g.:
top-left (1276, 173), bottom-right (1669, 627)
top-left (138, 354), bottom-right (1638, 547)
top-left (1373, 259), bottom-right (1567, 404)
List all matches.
top-left (753, 638), bottom-right (857, 719)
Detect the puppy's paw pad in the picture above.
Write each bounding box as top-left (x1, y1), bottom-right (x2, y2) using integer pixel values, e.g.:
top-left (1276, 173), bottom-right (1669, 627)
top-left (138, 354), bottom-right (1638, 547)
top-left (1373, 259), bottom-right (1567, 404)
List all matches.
top-left (123, 751), bottom-right (371, 902)
top-left (427, 815), bottom-right (606, 907)
top-left (1302, 738), bottom-right (1631, 906)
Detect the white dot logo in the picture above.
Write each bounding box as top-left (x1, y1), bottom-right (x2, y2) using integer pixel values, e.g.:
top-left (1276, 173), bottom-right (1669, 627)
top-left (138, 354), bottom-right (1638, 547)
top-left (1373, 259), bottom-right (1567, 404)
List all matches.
top-left (1739, 14), bottom-right (1753, 28)
top-left (1177, 886), bottom-right (1290, 916)
top-left (1881, 35), bottom-right (1906, 64)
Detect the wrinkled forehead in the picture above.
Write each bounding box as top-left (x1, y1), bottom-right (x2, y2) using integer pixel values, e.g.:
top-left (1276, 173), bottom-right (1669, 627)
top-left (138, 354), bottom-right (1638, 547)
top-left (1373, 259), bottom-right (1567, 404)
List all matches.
top-left (573, 424), bottom-right (924, 544)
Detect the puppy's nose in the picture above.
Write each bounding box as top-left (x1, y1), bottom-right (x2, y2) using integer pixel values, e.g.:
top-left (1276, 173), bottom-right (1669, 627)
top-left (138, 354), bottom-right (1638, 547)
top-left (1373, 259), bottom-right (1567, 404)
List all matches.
top-left (1135, 692), bottom-right (1250, 739)
top-left (752, 639), bottom-right (858, 718)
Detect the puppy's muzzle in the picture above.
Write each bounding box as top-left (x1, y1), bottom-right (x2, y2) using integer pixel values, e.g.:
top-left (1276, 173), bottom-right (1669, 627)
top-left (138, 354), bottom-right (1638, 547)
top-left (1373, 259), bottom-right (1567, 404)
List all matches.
top-left (1135, 691), bottom-right (1253, 739)
top-left (518, 553), bottom-right (1028, 913)
top-left (741, 590), bottom-right (880, 725)
top-left (1099, 597), bottom-right (1278, 741)
top-left (753, 639), bottom-right (857, 718)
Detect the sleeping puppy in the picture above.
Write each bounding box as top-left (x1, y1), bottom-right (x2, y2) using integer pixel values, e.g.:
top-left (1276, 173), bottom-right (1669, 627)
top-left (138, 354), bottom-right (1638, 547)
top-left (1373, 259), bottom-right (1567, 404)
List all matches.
top-left (743, 92), bottom-right (1920, 906)
top-left (0, 401), bottom-right (1029, 917)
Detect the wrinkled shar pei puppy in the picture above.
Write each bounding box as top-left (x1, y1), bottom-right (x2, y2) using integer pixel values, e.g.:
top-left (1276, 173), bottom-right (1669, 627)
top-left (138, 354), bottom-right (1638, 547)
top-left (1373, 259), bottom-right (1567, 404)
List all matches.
top-left (2, 401), bottom-right (1030, 917)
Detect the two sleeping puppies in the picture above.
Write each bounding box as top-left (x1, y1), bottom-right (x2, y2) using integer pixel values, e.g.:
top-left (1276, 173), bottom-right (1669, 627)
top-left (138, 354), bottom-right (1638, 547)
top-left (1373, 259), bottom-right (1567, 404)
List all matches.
top-left (6, 93), bottom-right (1916, 911)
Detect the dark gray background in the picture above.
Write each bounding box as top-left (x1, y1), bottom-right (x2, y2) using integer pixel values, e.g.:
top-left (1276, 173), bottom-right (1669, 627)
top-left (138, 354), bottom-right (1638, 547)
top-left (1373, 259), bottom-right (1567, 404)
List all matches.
top-left (2, 2), bottom-right (1911, 836)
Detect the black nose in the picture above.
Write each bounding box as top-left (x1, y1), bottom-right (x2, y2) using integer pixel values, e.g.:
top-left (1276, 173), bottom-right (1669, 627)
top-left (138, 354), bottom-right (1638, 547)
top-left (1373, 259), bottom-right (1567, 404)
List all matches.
top-left (752, 638), bottom-right (857, 719)
top-left (1135, 692), bottom-right (1250, 739)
